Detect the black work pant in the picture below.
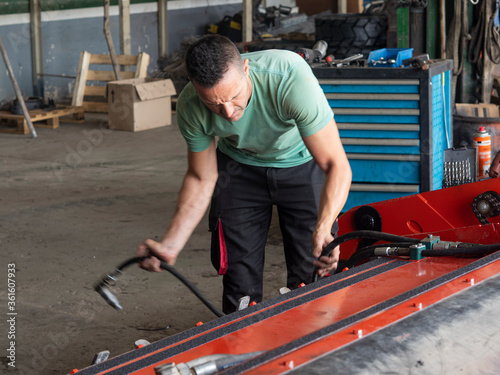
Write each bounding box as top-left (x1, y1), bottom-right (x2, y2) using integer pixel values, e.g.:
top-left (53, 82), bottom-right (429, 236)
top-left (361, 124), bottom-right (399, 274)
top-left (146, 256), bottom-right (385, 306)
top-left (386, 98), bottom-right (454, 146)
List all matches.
top-left (209, 149), bottom-right (337, 314)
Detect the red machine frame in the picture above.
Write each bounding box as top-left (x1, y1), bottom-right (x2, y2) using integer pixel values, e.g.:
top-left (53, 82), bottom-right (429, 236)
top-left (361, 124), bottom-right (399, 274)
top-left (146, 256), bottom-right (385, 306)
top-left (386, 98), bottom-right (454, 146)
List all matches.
top-left (78, 179), bottom-right (500, 375)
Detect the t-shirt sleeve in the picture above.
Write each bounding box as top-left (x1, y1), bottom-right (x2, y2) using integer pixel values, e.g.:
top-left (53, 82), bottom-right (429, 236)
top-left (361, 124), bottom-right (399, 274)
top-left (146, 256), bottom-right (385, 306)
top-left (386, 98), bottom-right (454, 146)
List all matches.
top-left (176, 91), bottom-right (213, 153)
top-left (279, 58), bottom-right (334, 138)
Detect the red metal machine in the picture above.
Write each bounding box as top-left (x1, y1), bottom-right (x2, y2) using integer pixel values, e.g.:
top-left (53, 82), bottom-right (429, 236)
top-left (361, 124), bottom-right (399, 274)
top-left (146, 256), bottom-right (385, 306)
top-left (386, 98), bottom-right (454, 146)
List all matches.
top-left (80, 179), bottom-right (500, 375)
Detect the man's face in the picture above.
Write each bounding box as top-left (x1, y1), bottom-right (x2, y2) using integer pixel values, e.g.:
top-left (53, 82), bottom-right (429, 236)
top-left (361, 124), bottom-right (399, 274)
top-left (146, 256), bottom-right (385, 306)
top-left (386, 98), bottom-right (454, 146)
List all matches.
top-left (193, 59), bottom-right (252, 122)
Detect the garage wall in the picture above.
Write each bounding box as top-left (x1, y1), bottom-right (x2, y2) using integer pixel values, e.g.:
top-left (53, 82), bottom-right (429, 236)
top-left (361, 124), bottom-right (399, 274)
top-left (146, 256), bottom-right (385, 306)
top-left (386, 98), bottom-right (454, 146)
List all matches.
top-left (0, 0), bottom-right (243, 103)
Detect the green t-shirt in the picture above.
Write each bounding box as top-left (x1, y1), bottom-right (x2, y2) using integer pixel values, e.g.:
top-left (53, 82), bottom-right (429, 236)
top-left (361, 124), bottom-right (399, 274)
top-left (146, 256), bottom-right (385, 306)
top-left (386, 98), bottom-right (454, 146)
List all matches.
top-left (176, 49), bottom-right (333, 167)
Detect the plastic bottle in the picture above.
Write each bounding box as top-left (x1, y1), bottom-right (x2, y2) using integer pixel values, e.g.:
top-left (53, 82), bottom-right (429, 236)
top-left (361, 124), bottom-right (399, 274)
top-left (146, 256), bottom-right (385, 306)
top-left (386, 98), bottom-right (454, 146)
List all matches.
top-left (473, 126), bottom-right (491, 178)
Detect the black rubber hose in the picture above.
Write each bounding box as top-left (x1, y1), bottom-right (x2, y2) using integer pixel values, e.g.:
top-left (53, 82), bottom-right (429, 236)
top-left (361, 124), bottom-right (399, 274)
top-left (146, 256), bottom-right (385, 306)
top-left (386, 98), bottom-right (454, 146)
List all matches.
top-left (337, 243), bottom-right (500, 274)
top-left (335, 242), bottom-right (415, 274)
top-left (313, 231), bottom-right (421, 281)
top-left (422, 243), bottom-right (500, 257)
top-left (116, 256), bottom-right (145, 272)
top-left (101, 256), bottom-right (225, 317)
top-left (319, 230), bottom-right (421, 259)
top-left (158, 259), bottom-right (225, 317)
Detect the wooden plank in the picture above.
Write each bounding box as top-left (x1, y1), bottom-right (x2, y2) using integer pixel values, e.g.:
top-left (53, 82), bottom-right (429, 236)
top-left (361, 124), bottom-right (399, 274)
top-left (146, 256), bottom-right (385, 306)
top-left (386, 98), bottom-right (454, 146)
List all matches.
top-left (0, 106), bottom-right (84, 133)
top-left (104, 0), bottom-right (121, 80)
top-left (0, 107), bottom-right (83, 121)
top-left (119, 0), bottom-right (131, 56)
top-left (119, 71), bottom-right (135, 80)
top-left (36, 116), bottom-right (59, 129)
top-left (72, 50), bottom-right (150, 113)
top-left (84, 85), bottom-right (107, 96)
top-left (18, 119), bottom-right (29, 134)
top-left (87, 70), bottom-right (119, 81)
top-left (87, 70), bottom-right (136, 81)
top-left (0, 119), bottom-right (28, 135)
top-left (135, 52), bottom-right (150, 78)
top-left (83, 101), bottom-right (109, 113)
top-left (89, 54), bottom-right (138, 65)
top-left (72, 50), bottom-right (92, 107)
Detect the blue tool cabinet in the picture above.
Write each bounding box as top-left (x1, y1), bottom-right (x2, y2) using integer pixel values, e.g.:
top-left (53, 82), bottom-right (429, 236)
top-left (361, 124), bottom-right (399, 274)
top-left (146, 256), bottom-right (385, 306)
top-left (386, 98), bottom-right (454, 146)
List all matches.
top-left (312, 60), bottom-right (453, 211)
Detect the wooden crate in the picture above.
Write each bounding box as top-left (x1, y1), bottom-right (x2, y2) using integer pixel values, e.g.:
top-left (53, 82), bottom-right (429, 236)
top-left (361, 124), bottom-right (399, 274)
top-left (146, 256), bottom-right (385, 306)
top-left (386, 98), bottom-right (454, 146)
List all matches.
top-left (0, 106), bottom-right (84, 135)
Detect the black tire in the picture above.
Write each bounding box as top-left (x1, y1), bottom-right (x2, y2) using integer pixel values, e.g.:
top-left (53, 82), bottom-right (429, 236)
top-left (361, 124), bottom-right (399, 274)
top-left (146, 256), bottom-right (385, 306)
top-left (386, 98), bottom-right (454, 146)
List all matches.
top-left (315, 14), bottom-right (388, 49)
top-left (246, 40), bottom-right (315, 53)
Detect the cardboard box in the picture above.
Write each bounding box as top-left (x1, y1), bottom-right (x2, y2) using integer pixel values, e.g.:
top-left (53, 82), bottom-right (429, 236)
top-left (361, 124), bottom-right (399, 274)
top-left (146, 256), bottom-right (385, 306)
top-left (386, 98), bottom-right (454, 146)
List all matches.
top-left (455, 103), bottom-right (500, 118)
top-left (107, 78), bottom-right (176, 132)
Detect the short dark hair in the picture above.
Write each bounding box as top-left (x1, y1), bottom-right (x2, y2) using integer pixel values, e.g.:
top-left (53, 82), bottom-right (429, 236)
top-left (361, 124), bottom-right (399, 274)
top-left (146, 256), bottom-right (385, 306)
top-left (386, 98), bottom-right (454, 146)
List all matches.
top-left (185, 35), bottom-right (243, 87)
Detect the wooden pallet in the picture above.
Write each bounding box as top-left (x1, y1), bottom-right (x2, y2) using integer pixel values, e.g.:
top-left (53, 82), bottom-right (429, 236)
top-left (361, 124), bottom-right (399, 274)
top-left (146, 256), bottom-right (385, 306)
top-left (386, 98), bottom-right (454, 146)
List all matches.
top-left (0, 106), bottom-right (85, 135)
top-left (71, 51), bottom-right (150, 113)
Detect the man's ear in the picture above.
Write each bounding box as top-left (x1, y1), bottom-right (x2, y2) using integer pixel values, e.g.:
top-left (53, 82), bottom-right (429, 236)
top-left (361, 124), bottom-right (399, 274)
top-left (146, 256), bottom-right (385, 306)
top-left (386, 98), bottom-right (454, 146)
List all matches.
top-left (243, 59), bottom-right (249, 76)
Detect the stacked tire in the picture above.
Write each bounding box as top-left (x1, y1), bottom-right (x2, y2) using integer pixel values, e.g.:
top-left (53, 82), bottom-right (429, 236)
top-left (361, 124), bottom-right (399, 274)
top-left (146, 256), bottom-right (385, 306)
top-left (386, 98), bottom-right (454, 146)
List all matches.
top-left (246, 40), bottom-right (315, 53)
top-left (315, 14), bottom-right (388, 59)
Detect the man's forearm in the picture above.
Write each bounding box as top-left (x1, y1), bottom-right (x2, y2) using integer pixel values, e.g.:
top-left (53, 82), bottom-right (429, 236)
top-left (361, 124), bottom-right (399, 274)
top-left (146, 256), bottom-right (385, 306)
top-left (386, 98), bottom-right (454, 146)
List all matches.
top-left (160, 171), bottom-right (217, 255)
top-left (316, 163), bottom-right (351, 234)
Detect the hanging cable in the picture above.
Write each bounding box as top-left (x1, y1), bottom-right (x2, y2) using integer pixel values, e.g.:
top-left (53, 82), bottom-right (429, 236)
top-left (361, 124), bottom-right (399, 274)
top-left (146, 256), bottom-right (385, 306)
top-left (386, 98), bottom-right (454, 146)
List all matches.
top-left (486, 0), bottom-right (500, 63)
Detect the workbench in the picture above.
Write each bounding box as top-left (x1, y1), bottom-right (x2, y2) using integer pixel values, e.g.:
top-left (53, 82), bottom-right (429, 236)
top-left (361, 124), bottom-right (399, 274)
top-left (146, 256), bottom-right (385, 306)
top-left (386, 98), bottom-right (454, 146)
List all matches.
top-left (312, 59), bottom-right (453, 211)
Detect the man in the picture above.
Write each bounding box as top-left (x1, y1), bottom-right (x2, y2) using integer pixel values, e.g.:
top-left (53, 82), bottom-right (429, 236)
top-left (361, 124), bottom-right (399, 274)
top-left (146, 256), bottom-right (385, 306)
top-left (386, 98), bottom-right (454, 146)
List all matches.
top-left (138, 35), bottom-right (351, 314)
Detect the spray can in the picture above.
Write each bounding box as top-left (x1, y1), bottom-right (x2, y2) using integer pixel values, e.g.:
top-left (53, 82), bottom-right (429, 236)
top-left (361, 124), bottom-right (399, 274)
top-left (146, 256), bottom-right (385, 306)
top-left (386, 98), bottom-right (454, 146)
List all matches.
top-left (473, 126), bottom-right (491, 178)
top-left (312, 40), bottom-right (328, 62)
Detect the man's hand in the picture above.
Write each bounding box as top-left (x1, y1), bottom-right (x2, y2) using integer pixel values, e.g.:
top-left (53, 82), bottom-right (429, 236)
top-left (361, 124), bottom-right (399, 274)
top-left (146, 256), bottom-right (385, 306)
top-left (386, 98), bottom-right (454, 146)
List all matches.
top-left (313, 245), bottom-right (340, 277)
top-left (303, 119), bottom-right (351, 277)
top-left (137, 239), bottom-right (179, 272)
top-left (312, 228), bottom-right (339, 277)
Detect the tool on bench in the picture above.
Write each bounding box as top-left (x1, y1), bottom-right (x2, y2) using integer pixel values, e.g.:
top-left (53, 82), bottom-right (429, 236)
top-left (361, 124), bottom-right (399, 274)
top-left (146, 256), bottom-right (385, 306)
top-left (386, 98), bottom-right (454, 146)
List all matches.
top-left (327, 53), bottom-right (364, 67)
top-left (402, 53), bottom-right (430, 69)
top-left (296, 40), bottom-right (328, 64)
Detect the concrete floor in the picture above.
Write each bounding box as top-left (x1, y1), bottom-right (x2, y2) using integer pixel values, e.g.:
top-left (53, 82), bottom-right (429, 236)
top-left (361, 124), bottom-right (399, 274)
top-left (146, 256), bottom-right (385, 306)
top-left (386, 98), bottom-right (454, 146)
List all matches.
top-left (0, 113), bottom-right (287, 374)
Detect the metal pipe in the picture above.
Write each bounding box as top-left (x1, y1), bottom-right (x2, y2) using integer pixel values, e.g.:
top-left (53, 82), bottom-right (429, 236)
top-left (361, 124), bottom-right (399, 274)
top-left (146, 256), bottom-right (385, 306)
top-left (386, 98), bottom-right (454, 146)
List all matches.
top-left (0, 36), bottom-right (37, 138)
top-left (158, 0), bottom-right (168, 57)
top-left (30, 0), bottom-right (44, 98)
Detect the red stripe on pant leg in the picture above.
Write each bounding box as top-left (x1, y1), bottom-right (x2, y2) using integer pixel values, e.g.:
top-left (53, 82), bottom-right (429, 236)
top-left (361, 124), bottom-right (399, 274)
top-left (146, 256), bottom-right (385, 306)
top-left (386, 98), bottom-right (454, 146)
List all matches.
top-left (218, 218), bottom-right (228, 275)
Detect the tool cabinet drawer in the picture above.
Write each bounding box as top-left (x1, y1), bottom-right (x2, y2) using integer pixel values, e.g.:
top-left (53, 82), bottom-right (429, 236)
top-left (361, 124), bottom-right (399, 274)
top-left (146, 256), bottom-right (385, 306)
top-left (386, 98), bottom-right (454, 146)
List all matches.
top-left (346, 183), bottom-right (420, 211)
top-left (348, 155), bottom-right (420, 184)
